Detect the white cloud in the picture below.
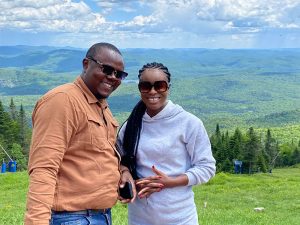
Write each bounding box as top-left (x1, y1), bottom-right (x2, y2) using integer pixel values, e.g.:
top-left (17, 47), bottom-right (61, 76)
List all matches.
top-left (111, 0), bottom-right (300, 35)
top-left (93, 0), bottom-right (142, 14)
top-left (0, 0), bottom-right (299, 48)
top-left (0, 0), bottom-right (107, 32)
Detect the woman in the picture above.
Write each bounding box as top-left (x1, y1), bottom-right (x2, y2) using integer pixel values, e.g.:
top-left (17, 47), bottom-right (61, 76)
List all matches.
top-left (117, 62), bottom-right (216, 225)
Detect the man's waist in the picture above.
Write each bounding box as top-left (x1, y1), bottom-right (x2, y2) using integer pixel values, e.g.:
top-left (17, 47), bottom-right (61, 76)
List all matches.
top-left (52, 208), bottom-right (109, 215)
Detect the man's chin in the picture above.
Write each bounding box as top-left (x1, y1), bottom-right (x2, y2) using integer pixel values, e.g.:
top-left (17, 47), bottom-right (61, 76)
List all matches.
top-left (96, 89), bottom-right (115, 99)
top-left (95, 93), bottom-right (108, 99)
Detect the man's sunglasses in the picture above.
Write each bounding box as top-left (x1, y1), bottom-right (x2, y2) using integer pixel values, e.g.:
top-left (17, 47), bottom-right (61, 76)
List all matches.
top-left (86, 57), bottom-right (128, 80)
top-left (138, 80), bottom-right (170, 93)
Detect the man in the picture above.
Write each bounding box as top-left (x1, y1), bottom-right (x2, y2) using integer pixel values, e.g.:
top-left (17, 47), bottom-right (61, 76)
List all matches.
top-left (25, 43), bottom-right (135, 225)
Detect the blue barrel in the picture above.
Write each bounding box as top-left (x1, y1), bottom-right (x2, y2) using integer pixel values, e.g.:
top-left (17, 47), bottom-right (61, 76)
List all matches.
top-left (1, 162), bottom-right (6, 173)
top-left (8, 160), bottom-right (17, 172)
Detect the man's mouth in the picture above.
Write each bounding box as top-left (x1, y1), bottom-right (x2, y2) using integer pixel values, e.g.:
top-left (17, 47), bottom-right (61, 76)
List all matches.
top-left (103, 82), bottom-right (113, 89)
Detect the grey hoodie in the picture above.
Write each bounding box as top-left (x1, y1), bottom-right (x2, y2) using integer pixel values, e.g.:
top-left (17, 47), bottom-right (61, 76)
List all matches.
top-left (117, 100), bottom-right (216, 225)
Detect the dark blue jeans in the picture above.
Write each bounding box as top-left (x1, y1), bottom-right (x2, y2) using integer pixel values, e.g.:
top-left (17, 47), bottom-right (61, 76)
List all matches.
top-left (50, 209), bottom-right (111, 225)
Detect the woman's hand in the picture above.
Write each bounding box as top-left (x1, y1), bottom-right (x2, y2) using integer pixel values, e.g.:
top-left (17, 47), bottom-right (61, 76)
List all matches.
top-left (136, 165), bottom-right (188, 198)
top-left (135, 174), bottom-right (164, 199)
top-left (118, 166), bottom-right (137, 203)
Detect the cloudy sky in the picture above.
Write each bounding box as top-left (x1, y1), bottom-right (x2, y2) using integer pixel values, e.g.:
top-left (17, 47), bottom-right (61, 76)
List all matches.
top-left (1, 0), bottom-right (300, 49)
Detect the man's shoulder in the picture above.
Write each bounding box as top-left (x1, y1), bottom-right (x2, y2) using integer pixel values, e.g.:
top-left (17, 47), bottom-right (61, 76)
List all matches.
top-left (48, 82), bottom-right (77, 94)
top-left (37, 82), bottom-right (82, 105)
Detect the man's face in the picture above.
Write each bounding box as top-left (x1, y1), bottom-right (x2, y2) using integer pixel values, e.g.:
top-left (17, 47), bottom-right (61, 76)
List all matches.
top-left (82, 48), bottom-right (124, 99)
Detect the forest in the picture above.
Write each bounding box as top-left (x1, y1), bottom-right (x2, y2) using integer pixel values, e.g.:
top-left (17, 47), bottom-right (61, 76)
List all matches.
top-left (0, 97), bottom-right (299, 173)
top-left (0, 46), bottom-right (300, 173)
top-left (0, 99), bottom-right (30, 170)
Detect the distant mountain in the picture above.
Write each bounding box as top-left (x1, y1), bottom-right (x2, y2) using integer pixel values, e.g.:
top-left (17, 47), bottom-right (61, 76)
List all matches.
top-left (0, 46), bottom-right (300, 133)
top-left (0, 47), bottom-right (85, 72)
top-left (1, 46), bottom-right (300, 76)
top-left (247, 109), bottom-right (300, 126)
top-left (0, 45), bottom-right (82, 56)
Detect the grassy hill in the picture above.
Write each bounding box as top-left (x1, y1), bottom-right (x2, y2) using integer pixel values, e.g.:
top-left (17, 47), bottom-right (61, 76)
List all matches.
top-left (0, 165), bottom-right (299, 225)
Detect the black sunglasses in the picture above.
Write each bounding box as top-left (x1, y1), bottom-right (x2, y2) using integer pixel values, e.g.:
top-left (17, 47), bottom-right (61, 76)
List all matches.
top-left (86, 57), bottom-right (128, 80)
top-left (138, 80), bottom-right (170, 93)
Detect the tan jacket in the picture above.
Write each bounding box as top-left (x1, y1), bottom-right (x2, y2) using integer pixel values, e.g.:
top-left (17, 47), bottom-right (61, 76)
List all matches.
top-left (25, 76), bottom-right (121, 225)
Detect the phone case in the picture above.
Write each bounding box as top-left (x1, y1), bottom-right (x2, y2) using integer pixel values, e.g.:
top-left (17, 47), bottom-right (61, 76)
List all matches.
top-left (119, 182), bottom-right (133, 199)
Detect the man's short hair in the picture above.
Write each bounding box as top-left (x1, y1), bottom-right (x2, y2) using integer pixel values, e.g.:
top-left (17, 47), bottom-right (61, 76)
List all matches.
top-left (86, 43), bottom-right (122, 58)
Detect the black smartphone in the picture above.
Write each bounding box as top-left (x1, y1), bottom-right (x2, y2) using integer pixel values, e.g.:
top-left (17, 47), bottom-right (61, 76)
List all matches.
top-left (119, 182), bottom-right (133, 199)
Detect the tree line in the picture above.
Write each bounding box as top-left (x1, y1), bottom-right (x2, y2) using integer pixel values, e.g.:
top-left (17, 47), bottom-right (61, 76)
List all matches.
top-left (210, 124), bottom-right (300, 173)
top-left (0, 98), bottom-right (31, 170)
top-left (0, 98), bottom-right (299, 172)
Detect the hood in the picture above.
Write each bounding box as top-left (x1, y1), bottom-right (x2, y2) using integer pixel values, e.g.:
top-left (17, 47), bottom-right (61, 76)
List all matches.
top-left (143, 100), bottom-right (184, 122)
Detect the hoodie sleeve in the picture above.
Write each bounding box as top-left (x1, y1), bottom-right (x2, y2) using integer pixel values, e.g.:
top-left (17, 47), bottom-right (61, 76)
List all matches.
top-left (184, 118), bottom-right (216, 186)
top-left (116, 121), bottom-right (127, 157)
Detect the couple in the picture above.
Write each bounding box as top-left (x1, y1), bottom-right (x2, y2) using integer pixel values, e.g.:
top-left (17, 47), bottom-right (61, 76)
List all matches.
top-left (24, 42), bottom-right (216, 225)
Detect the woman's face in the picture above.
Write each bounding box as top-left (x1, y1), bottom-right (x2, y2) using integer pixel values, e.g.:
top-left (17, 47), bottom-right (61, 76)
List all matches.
top-left (139, 68), bottom-right (169, 117)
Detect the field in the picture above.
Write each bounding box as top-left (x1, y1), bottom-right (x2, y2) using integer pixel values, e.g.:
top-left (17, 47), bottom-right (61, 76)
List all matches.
top-left (0, 165), bottom-right (299, 225)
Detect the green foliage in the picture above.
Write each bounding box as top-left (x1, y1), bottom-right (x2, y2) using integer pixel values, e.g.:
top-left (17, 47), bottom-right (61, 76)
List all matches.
top-left (1, 167), bottom-right (300, 225)
top-left (1, 48), bottom-right (300, 141)
top-left (211, 126), bottom-right (299, 173)
top-left (1, 47), bottom-right (300, 171)
top-left (10, 143), bottom-right (27, 171)
top-left (0, 99), bottom-right (30, 170)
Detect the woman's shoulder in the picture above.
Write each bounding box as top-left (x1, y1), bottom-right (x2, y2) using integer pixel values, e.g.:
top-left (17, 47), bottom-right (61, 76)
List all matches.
top-left (174, 103), bottom-right (203, 123)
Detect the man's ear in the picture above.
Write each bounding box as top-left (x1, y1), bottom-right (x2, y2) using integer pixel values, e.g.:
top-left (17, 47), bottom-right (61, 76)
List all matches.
top-left (82, 58), bottom-right (89, 70)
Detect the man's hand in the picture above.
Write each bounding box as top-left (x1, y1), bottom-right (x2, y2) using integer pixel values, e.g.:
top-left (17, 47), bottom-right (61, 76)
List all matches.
top-left (118, 166), bottom-right (136, 203)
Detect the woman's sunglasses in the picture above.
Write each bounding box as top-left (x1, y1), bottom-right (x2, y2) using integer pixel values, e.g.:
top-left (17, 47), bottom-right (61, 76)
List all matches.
top-left (138, 80), bottom-right (170, 93)
top-left (86, 57), bottom-right (128, 80)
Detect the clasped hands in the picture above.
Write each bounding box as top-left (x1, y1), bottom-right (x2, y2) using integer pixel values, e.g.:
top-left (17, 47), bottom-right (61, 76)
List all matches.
top-left (136, 165), bottom-right (176, 199)
top-left (119, 165), bottom-right (176, 204)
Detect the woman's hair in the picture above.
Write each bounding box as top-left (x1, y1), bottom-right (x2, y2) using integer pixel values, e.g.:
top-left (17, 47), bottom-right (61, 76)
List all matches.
top-left (138, 62), bottom-right (171, 82)
top-left (121, 62), bottom-right (171, 179)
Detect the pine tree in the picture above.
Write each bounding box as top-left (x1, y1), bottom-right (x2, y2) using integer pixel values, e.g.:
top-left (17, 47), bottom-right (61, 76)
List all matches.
top-left (265, 129), bottom-right (278, 171)
top-left (9, 98), bottom-right (17, 121)
top-left (222, 158), bottom-right (233, 173)
top-left (18, 104), bottom-right (30, 155)
top-left (0, 100), bottom-right (15, 147)
top-left (243, 127), bottom-right (261, 174)
top-left (210, 124), bottom-right (223, 172)
top-left (229, 128), bottom-right (243, 161)
top-left (291, 147), bottom-right (300, 165)
top-left (256, 152), bottom-right (267, 173)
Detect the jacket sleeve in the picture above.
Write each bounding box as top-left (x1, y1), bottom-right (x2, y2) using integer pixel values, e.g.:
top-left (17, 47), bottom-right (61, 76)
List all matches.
top-left (24, 92), bottom-right (78, 225)
top-left (184, 119), bottom-right (216, 186)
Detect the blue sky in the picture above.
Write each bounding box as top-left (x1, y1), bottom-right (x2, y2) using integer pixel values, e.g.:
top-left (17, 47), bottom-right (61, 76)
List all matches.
top-left (1, 0), bottom-right (300, 49)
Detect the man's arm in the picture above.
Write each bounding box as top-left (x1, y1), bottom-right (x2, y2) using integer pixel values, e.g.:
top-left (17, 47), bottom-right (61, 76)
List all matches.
top-left (25, 93), bottom-right (77, 225)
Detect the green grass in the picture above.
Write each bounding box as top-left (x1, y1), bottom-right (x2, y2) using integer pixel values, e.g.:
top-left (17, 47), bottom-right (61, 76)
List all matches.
top-left (0, 166), bottom-right (299, 225)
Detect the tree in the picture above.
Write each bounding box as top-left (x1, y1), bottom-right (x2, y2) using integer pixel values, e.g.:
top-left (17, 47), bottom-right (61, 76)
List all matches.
top-left (9, 98), bottom-right (17, 121)
top-left (265, 129), bottom-right (278, 170)
top-left (229, 128), bottom-right (243, 160)
top-left (291, 147), bottom-right (300, 165)
top-left (0, 100), bottom-right (16, 147)
top-left (222, 158), bottom-right (233, 173)
top-left (210, 124), bottom-right (223, 172)
top-left (10, 143), bottom-right (27, 171)
top-left (18, 104), bottom-right (30, 155)
top-left (243, 127), bottom-right (261, 173)
top-left (256, 152), bottom-right (267, 173)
